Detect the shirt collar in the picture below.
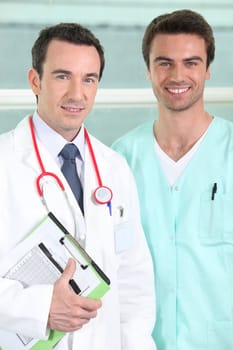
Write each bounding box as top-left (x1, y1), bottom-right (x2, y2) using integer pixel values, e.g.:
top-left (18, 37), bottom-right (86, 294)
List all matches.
top-left (32, 111), bottom-right (85, 163)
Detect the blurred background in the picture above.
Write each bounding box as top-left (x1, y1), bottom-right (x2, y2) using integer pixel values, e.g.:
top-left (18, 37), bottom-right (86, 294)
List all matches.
top-left (1, 0), bottom-right (233, 144)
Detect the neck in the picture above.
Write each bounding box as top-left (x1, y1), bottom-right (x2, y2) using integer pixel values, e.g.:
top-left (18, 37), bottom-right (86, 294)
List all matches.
top-left (154, 107), bottom-right (212, 161)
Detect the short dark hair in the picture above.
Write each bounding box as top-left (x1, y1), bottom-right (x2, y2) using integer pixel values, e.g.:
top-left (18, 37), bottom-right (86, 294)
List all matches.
top-left (142, 9), bottom-right (215, 69)
top-left (31, 22), bottom-right (105, 80)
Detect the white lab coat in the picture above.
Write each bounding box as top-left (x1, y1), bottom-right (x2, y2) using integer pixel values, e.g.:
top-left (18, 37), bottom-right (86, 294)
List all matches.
top-left (0, 116), bottom-right (156, 349)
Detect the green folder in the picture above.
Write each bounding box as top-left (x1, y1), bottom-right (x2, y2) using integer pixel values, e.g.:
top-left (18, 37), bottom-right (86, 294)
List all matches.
top-left (0, 212), bottom-right (110, 350)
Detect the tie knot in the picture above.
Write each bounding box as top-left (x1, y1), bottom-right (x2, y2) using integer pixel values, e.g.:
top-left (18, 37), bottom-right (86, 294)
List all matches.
top-left (60, 143), bottom-right (80, 161)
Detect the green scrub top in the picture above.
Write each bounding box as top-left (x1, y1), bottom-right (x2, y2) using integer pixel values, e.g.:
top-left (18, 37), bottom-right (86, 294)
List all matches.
top-left (112, 117), bottom-right (233, 350)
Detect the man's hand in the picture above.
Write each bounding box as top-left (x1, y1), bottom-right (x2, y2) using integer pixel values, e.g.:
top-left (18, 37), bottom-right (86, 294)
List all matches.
top-left (48, 258), bottom-right (102, 332)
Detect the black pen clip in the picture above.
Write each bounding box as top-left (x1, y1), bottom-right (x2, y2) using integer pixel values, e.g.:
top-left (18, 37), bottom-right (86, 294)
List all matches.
top-left (211, 182), bottom-right (217, 200)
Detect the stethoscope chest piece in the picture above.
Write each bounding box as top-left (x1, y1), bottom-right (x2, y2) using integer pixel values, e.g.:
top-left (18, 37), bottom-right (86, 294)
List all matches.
top-left (94, 186), bottom-right (113, 205)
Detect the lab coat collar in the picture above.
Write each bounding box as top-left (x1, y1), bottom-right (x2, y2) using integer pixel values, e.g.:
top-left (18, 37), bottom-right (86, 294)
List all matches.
top-left (14, 115), bottom-right (113, 193)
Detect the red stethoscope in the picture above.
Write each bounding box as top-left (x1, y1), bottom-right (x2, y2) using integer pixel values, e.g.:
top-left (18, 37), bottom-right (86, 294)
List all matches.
top-left (29, 116), bottom-right (113, 213)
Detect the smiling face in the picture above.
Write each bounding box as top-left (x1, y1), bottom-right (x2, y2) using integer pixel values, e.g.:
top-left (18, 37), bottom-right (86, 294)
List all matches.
top-left (28, 39), bottom-right (101, 141)
top-left (147, 33), bottom-right (210, 113)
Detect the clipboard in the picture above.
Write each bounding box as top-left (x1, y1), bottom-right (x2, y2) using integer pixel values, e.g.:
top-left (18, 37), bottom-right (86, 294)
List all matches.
top-left (0, 212), bottom-right (110, 350)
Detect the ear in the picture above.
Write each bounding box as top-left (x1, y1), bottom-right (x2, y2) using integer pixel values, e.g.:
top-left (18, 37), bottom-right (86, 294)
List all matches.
top-left (28, 68), bottom-right (41, 95)
top-left (146, 69), bottom-right (151, 81)
top-left (206, 66), bottom-right (211, 81)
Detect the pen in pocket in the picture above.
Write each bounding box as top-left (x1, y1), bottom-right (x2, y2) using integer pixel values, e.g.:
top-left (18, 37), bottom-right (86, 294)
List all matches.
top-left (211, 182), bottom-right (217, 200)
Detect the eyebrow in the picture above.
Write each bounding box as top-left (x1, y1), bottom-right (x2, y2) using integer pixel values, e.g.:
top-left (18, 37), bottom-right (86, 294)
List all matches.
top-left (154, 56), bottom-right (173, 63)
top-left (51, 69), bottom-right (71, 75)
top-left (154, 56), bottom-right (204, 63)
top-left (51, 69), bottom-right (99, 79)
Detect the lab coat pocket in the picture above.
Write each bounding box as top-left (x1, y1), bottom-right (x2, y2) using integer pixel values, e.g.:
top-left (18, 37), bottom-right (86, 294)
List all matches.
top-left (114, 222), bottom-right (132, 254)
top-left (207, 321), bottom-right (233, 349)
top-left (113, 206), bottom-right (132, 254)
top-left (199, 191), bottom-right (233, 245)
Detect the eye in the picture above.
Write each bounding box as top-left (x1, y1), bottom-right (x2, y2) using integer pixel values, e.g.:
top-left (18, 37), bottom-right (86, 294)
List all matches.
top-left (84, 76), bottom-right (98, 84)
top-left (186, 60), bottom-right (198, 67)
top-left (159, 61), bottom-right (171, 67)
top-left (56, 74), bottom-right (69, 80)
top-left (85, 77), bottom-right (94, 83)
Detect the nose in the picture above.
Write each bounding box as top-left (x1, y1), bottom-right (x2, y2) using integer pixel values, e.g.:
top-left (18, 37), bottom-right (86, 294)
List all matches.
top-left (170, 63), bottom-right (185, 82)
top-left (67, 79), bottom-right (84, 101)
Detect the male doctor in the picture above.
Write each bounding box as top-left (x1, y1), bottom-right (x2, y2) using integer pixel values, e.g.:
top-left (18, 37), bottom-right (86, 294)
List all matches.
top-left (0, 23), bottom-right (156, 349)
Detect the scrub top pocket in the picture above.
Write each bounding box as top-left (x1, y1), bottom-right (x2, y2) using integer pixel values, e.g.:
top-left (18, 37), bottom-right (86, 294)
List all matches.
top-left (199, 188), bottom-right (233, 245)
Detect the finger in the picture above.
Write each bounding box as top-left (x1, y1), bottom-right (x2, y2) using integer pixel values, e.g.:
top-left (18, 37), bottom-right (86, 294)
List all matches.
top-left (60, 258), bottom-right (76, 283)
top-left (75, 295), bottom-right (102, 312)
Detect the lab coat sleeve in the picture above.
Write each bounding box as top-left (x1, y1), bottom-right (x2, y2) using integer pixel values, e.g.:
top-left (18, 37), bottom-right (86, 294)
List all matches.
top-left (0, 277), bottom-right (53, 338)
top-left (0, 149), bottom-right (54, 339)
top-left (116, 163), bottom-right (156, 349)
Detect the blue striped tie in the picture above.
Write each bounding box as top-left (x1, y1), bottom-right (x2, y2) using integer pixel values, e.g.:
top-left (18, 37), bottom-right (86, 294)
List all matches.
top-left (59, 143), bottom-right (83, 213)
